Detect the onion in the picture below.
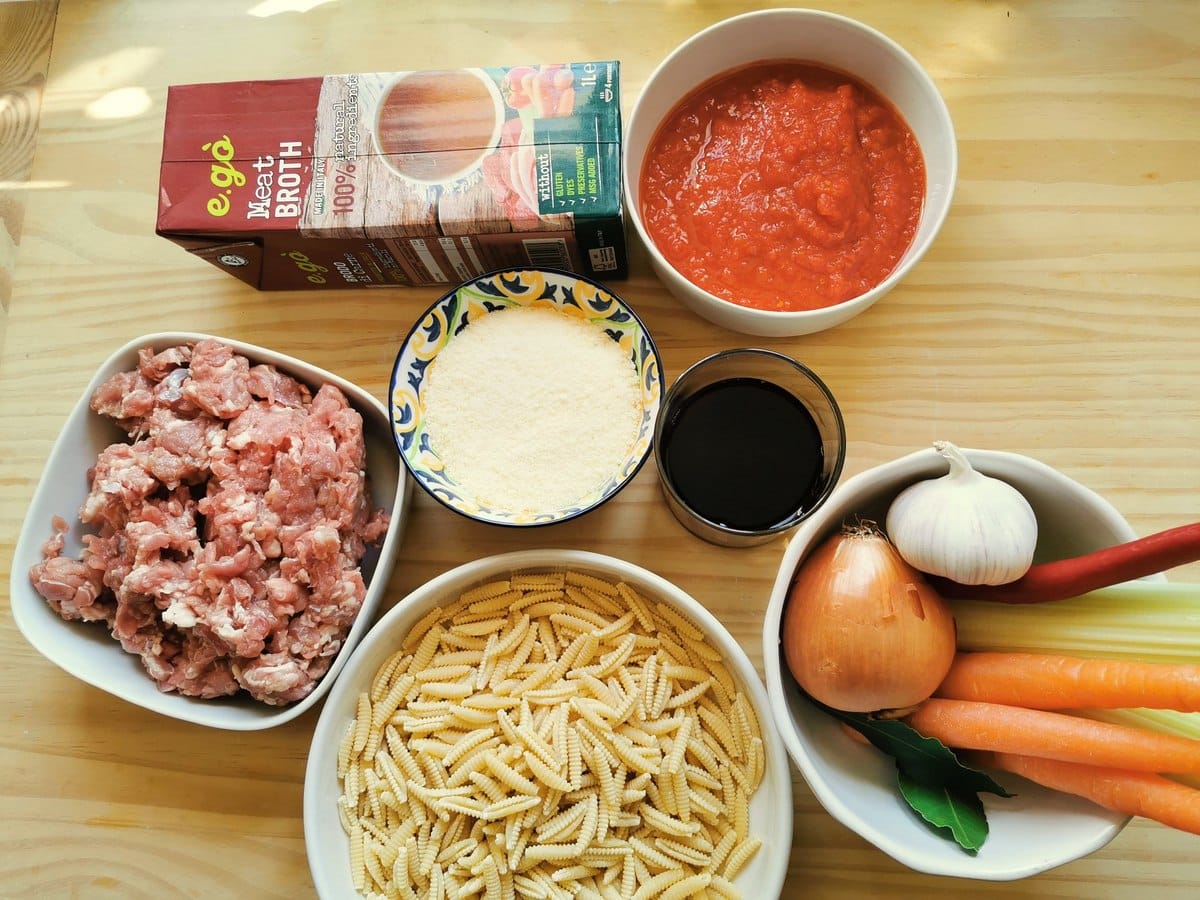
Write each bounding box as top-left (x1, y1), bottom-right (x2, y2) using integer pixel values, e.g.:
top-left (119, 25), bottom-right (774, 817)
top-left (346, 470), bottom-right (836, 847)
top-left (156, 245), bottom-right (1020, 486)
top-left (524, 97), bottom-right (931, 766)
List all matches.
top-left (781, 524), bottom-right (958, 713)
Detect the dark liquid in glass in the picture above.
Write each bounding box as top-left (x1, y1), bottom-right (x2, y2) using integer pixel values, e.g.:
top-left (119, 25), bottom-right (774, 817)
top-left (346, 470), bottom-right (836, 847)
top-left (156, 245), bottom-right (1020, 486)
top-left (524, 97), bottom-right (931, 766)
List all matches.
top-left (660, 377), bottom-right (825, 531)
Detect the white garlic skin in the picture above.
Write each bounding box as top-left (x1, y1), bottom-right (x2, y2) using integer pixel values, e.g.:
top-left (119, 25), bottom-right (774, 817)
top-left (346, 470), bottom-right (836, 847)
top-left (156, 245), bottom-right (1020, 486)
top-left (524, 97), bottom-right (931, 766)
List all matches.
top-left (885, 442), bottom-right (1039, 586)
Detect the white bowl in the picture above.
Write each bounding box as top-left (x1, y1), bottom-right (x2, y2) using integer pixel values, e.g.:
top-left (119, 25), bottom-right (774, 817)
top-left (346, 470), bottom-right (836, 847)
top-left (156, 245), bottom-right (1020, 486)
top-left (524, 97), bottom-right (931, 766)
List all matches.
top-left (762, 447), bottom-right (1139, 879)
top-left (624, 8), bottom-right (958, 337)
top-left (305, 548), bottom-right (792, 898)
top-left (10, 332), bottom-right (410, 730)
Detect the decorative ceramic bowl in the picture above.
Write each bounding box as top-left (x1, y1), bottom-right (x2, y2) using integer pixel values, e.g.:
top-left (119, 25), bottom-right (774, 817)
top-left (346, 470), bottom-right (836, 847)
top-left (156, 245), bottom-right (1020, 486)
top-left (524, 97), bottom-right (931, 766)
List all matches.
top-left (624, 8), bottom-right (958, 337)
top-left (763, 447), bottom-right (1140, 879)
top-left (305, 548), bottom-right (793, 899)
top-left (10, 332), bottom-right (410, 730)
top-left (389, 268), bottom-right (662, 527)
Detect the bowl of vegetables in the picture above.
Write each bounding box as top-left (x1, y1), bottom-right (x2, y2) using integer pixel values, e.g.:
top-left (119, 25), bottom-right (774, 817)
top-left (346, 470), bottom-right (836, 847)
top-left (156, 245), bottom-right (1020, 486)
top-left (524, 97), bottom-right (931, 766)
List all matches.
top-left (763, 443), bottom-right (1200, 879)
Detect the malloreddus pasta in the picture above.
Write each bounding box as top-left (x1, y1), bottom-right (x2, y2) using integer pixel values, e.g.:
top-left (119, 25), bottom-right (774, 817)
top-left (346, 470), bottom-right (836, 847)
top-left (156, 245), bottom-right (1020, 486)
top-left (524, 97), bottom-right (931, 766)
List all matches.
top-left (337, 570), bottom-right (765, 899)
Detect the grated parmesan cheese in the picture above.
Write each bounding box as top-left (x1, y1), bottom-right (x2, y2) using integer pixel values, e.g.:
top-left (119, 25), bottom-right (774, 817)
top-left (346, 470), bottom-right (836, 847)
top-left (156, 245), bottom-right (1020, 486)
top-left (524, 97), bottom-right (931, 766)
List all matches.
top-left (422, 305), bottom-right (644, 514)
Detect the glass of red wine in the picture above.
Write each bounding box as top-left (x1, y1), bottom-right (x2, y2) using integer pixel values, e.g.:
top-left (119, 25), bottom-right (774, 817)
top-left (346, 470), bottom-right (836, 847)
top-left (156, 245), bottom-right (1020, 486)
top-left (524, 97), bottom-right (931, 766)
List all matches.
top-left (653, 348), bottom-right (845, 547)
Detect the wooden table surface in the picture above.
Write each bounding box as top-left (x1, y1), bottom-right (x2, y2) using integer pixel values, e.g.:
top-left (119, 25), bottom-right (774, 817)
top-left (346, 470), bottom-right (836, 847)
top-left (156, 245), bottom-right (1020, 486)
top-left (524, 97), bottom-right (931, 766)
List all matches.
top-left (2, 1), bottom-right (1198, 897)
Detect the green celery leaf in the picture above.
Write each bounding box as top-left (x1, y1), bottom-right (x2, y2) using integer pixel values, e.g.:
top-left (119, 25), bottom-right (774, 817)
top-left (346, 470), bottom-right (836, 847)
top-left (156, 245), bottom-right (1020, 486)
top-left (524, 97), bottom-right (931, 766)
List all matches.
top-left (897, 770), bottom-right (989, 853)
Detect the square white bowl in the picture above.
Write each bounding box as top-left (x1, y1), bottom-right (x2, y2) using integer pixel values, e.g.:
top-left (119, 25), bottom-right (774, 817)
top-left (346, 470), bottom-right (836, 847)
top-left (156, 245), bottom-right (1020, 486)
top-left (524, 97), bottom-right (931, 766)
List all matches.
top-left (11, 332), bottom-right (410, 730)
top-left (762, 447), bottom-right (1142, 879)
top-left (304, 549), bottom-right (793, 898)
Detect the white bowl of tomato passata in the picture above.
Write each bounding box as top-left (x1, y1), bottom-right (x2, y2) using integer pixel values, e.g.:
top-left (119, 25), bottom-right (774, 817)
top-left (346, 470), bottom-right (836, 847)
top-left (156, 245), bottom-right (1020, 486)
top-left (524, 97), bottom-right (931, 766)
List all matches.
top-left (624, 9), bottom-right (957, 337)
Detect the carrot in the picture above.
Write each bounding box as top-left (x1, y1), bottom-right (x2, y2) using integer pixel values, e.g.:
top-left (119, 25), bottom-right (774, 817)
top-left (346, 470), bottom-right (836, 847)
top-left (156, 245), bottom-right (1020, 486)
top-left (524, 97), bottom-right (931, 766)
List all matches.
top-left (839, 721), bottom-right (872, 746)
top-left (934, 521), bottom-right (1200, 603)
top-left (978, 751), bottom-right (1200, 835)
top-left (936, 651), bottom-right (1200, 712)
top-left (905, 698), bottom-right (1200, 773)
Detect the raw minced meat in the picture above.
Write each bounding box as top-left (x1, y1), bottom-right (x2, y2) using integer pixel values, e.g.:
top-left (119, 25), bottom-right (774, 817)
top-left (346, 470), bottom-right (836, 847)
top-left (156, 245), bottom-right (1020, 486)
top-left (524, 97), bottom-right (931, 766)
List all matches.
top-left (28, 340), bottom-right (391, 706)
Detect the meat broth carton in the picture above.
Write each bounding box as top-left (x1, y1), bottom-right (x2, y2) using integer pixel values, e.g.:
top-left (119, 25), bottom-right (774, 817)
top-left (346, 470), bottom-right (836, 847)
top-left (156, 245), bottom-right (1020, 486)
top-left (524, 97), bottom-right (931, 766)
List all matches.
top-left (156, 63), bottom-right (626, 290)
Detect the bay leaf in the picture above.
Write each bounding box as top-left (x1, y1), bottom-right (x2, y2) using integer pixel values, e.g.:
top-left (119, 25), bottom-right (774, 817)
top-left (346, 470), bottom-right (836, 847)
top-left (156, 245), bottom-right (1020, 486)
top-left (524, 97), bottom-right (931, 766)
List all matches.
top-left (814, 700), bottom-right (1015, 853)
top-left (833, 710), bottom-right (1012, 798)
top-left (897, 770), bottom-right (990, 853)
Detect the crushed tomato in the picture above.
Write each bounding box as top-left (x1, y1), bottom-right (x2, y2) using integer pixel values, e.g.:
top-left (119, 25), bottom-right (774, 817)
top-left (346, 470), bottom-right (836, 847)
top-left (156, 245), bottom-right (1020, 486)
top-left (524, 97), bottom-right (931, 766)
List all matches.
top-left (639, 62), bottom-right (926, 312)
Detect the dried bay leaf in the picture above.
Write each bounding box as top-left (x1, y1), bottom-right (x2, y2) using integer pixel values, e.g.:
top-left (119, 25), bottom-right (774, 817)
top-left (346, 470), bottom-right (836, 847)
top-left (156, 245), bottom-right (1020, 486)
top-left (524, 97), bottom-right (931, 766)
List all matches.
top-left (816, 701), bottom-right (1013, 853)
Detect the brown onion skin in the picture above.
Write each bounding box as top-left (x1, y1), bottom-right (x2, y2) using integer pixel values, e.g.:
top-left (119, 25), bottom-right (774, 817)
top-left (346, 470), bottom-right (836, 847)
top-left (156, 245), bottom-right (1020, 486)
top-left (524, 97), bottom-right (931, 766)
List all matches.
top-left (782, 526), bottom-right (958, 713)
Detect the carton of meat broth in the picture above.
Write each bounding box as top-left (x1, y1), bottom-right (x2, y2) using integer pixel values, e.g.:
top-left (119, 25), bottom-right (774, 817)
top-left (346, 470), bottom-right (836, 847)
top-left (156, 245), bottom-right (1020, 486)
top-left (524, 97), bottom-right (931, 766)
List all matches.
top-left (156, 63), bottom-right (626, 290)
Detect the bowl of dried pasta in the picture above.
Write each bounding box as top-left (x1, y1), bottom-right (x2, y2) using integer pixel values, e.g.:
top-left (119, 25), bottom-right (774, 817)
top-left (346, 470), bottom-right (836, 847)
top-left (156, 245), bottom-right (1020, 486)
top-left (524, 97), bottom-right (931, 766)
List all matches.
top-left (303, 548), bottom-right (792, 899)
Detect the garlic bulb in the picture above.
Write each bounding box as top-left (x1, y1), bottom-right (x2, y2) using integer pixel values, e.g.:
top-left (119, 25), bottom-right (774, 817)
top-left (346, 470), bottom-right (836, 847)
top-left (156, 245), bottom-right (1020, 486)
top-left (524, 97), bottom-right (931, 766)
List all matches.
top-left (885, 441), bottom-right (1038, 586)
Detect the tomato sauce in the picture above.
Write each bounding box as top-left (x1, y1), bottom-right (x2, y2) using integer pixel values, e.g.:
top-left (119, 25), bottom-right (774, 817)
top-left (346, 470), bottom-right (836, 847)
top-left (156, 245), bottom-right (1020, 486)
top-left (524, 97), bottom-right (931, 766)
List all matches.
top-left (639, 62), bottom-right (926, 312)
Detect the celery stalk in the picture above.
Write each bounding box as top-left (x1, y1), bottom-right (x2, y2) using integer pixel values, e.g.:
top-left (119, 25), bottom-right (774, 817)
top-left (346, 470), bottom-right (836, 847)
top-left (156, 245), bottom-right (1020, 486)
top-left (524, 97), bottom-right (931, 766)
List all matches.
top-left (951, 580), bottom-right (1200, 666)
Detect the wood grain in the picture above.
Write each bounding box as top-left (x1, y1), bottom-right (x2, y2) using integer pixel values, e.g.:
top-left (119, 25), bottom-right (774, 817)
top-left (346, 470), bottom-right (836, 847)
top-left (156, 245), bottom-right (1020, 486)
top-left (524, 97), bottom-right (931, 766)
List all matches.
top-left (1, 1), bottom-right (1198, 897)
top-left (0, 0), bottom-right (58, 320)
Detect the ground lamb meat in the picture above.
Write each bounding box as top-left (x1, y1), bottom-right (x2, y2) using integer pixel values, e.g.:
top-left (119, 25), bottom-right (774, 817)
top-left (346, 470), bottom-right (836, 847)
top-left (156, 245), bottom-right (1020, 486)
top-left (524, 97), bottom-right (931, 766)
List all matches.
top-left (28, 339), bottom-right (391, 706)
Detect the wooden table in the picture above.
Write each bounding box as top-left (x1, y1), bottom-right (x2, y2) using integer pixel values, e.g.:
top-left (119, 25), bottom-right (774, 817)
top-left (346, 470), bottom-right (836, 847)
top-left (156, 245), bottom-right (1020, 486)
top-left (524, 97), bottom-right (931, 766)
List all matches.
top-left (2, 1), bottom-right (1197, 896)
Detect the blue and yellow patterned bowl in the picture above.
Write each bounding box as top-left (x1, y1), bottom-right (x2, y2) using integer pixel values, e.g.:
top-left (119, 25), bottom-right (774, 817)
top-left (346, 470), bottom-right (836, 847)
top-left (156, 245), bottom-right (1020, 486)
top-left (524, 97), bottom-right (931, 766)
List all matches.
top-left (389, 268), bottom-right (663, 527)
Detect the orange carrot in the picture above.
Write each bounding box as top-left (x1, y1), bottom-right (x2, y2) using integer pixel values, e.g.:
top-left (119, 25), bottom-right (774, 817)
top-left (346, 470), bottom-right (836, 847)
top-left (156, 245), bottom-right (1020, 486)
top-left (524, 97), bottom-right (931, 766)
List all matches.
top-left (839, 721), bottom-right (872, 746)
top-left (936, 651), bottom-right (1200, 711)
top-left (905, 698), bottom-right (1200, 773)
top-left (979, 751), bottom-right (1200, 835)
